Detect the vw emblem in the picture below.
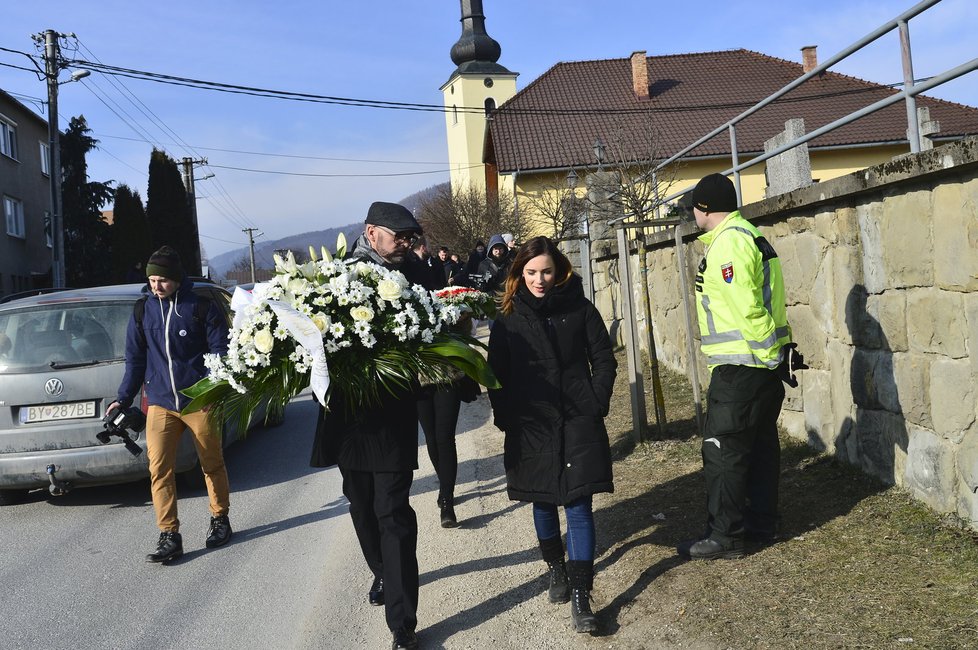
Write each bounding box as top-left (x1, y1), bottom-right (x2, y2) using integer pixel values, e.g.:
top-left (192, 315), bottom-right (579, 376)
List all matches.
top-left (44, 378), bottom-right (65, 397)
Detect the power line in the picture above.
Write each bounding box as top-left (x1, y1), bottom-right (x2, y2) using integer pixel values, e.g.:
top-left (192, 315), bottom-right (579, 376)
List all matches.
top-left (206, 163), bottom-right (470, 178)
top-left (93, 133), bottom-right (448, 164)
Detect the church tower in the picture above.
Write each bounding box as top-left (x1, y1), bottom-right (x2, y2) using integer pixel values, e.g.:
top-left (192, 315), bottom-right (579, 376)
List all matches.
top-left (441, 0), bottom-right (517, 198)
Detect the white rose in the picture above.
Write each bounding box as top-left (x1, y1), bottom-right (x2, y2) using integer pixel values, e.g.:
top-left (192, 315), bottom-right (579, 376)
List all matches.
top-left (377, 278), bottom-right (403, 302)
top-left (238, 329), bottom-right (253, 345)
top-left (310, 312), bottom-right (329, 333)
top-left (253, 328), bottom-right (275, 354)
top-left (350, 305), bottom-right (375, 322)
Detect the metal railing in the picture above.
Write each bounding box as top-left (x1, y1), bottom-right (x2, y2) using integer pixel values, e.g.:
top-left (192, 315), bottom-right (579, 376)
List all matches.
top-left (610, 0), bottom-right (978, 223)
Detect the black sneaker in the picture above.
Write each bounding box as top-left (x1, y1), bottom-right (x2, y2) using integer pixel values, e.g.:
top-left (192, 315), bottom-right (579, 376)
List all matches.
top-left (437, 497), bottom-right (458, 528)
top-left (205, 515), bottom-right (232, 548)
top-left (146, 531), bottom-right (183, 563)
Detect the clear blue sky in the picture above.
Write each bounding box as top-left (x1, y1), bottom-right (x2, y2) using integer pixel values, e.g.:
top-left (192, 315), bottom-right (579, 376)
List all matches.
top-left (2, 0), bottom-right (975, 259)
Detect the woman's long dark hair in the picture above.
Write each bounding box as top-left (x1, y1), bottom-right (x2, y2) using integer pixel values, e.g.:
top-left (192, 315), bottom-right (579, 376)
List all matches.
top-left (499, 236), bottom-right (574, 315)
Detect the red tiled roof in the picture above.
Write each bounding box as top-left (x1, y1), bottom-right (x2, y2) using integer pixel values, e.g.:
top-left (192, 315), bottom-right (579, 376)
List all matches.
top-left (487, 49), bottom-right (978, 173)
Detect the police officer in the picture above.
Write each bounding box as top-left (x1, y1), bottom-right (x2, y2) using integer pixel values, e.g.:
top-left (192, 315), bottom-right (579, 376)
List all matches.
top-left (679, 173), bottom-right (792, 560)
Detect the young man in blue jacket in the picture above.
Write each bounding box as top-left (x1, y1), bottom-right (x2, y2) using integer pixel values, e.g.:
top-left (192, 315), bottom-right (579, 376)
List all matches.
top-left (109, 246), bottom-right (232, 563)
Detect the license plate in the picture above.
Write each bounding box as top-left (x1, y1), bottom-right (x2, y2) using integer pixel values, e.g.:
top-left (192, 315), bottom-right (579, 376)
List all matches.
top-left (20, 401), bottom-right (97, 423)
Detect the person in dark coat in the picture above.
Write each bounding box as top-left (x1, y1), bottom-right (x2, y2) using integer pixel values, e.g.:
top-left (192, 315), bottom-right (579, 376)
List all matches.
top-left (477, 234), bottom-right (511, 295)
top-left (309, 201), bottom-right (425, 650)
top-left (487, 236), bottom-right (617, 635)
top-left (462, 240), bottom-right (486, 286)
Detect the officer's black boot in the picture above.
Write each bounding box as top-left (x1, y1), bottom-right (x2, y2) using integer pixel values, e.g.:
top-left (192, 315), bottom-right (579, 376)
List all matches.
top-left (567, 559), bottom-right (598, 634)
top-left (538, 536), bottom-right (569, 604)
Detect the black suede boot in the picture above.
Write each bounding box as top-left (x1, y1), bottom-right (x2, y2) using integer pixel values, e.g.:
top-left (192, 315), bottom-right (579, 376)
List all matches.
top-left (566, 559), bottom-right (598, 634)
top-left (538, 536), bottom-right (569, 604)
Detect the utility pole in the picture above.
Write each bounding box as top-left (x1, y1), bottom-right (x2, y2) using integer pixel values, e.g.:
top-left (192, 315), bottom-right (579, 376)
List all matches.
top-left (35, 30), bottom-right (88, 288)
top-left (42, 30), bottom-right (64, 288)
top-left (242, 227), bottom-right (260, 283)
top-left (180, 156), bottom-right (207, 275)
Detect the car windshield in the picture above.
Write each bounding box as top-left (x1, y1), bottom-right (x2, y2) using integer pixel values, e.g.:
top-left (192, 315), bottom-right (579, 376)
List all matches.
top-left (0, 300), bottom-right (134, 373)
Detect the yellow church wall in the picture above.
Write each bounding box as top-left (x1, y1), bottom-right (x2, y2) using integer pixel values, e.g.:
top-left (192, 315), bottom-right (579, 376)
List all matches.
top-left (505, 143), bottom-right (910, 233)
top-left (441, 73), bottom-right (517, 192)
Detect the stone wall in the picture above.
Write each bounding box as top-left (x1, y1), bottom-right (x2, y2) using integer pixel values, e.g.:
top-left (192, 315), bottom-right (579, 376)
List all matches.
top-left (587, 136), bottom-right (978, 529)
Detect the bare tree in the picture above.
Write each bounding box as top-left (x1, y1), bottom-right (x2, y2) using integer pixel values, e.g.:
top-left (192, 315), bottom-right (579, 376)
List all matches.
top-left (515, 171), bottom-right (587, 241)
top-left (586, 113), bottom-right (684, 224)
top-left (417, 184), bottom-right (526, 256)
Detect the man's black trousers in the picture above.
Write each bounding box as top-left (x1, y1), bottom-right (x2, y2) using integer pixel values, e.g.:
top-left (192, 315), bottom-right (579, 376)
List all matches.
top-left (340, 467), bottom-right (419, 633)
top-left (702, 364), bottom-right (785, 543)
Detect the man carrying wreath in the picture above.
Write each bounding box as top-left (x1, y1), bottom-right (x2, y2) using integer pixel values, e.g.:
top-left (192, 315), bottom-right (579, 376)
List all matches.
top-left (310, 201), bottom-right (430, 650)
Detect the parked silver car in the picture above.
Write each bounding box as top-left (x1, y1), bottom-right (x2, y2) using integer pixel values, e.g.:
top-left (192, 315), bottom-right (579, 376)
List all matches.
top-left (0, 281), bottom-right (259, 505)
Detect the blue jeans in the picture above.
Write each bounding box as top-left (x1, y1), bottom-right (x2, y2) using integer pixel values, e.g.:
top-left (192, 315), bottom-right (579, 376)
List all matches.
top-left (532, 496), bottom-right (595, 562)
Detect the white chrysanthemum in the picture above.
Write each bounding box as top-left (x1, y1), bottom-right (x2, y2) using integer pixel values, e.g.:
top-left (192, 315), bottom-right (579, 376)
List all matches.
top-left (325, 340), bottom-right (340, 353)
top-left (313, 296), bottom-right (327, 307)
top-left (273, 325), bottom-right (289, 340)
top-left (360, 333), bottom-right (377, 348)
top-left (244, 350), bottom-right (262, 366)
top-left (421, 329), bottom-right (434, 343)
top-left (329, 322), bottom-right (345, 338)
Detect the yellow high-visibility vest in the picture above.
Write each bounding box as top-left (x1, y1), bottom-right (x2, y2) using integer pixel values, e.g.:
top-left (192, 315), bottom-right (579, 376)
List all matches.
top-left (694, 211), bottom-right (791, 371)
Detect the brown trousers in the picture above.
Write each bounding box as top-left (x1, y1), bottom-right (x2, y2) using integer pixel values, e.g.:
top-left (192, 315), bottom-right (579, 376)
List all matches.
top-left (146, 405), bottom-right (230, 532)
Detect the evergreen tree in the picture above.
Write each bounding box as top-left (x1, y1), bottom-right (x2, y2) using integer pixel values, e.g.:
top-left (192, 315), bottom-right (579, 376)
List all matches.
top-left (110, 184), bottom-right (153, 282)
top-left (60, 116), bottom-right (114, 287)
top-left (146, 148), bottom-right (199, 274)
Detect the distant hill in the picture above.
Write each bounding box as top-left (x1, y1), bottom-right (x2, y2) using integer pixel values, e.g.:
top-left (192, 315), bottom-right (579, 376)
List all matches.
top-left (208, 223), bottom-right (363, 278)
top-left (207, 184), bottom-right (448, 278)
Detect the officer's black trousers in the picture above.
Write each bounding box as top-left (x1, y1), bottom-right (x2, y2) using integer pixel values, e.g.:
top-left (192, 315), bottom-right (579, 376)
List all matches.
top-left (340, 467), bottom-right (419, 633)
top-left (702, 364), bottom-right (785, 543)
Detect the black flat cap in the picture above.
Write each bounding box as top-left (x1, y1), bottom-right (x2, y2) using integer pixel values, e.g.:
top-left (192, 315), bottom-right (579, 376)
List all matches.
top-left (364, 201), bottom-right (422, 233)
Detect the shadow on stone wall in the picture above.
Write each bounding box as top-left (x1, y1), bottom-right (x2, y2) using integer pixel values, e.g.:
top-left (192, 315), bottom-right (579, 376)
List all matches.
top-left (834, 284), bottom-right (908, 484)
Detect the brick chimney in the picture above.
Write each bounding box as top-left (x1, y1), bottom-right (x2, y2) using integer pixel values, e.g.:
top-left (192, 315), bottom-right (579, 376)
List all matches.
top-left (631, 51), bottom-right (649, 100)
top-left (801, 45), bottom-right (818, 73)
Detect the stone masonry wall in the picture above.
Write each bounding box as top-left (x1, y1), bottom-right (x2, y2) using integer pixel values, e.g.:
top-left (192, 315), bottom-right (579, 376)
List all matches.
top-left (587, 137), bottom-right (978, 529)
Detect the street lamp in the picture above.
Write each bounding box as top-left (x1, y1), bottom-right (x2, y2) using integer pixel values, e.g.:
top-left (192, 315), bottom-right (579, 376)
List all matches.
top-left (592, 137), bottom-right (606, 170)
top-left (565, 168), bottom-right (578, 190)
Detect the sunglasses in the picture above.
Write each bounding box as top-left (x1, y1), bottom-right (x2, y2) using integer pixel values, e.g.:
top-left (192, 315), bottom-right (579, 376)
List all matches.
top-left (374, 225), bottom-right (421, 246)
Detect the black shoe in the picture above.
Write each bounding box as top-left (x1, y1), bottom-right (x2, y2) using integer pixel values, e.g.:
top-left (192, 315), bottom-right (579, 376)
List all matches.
top-left (688, 537), bottom-right (745, 560)
top-left (146, 531), bottom-right (183, 563)
top-left (368, 576), bottom-right (385, 606)
top-left (570, 588), bottom-right (598, 634)
top-left (391, 627), bottom-right (418, 649)
top-left (205, 515), bottom-right (232, 548)
top-left (545, 558), bottom-right (570, 604)
top-left (437, 497), bottom-right (458, 528)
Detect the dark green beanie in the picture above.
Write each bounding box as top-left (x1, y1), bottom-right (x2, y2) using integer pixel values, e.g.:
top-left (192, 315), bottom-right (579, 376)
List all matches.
top-left (146, 246), bottom-right (184, 280)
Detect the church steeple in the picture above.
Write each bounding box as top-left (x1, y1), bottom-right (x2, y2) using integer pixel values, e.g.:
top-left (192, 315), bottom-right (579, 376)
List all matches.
top-left (449, 0), bottom-right (511, 75)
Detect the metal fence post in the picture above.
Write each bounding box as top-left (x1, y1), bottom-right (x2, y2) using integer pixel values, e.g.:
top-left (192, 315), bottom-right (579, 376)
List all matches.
top-left (616, 226), bottom-right (647, 441)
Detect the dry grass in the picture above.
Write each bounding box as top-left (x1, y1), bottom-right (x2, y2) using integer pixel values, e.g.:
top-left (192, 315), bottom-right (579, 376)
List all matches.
top-left (593, 350), bottom-right (978, 649)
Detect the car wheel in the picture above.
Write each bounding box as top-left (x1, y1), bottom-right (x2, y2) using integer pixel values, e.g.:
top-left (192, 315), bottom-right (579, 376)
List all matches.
top-left (0, 489), bottom-right (29, 506)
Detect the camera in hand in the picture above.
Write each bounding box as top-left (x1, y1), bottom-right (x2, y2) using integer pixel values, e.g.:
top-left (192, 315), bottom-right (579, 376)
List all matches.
top-left (96, 406), bottom-right (146, 456)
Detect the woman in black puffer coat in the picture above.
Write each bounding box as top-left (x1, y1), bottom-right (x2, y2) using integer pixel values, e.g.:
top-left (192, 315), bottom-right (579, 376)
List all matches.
top-left (487, 236), bottom-right (617, 635)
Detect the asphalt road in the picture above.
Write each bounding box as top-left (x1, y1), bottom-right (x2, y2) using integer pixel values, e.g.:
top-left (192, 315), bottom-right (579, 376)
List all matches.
top-left (1, 390), bottom-right (622, 650)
